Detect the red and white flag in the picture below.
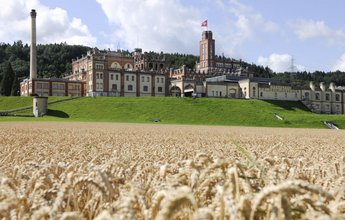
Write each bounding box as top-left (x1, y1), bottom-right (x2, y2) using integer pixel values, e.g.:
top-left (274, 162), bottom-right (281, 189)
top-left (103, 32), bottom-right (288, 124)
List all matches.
top-left (201, 20), bottom-right (208, 27)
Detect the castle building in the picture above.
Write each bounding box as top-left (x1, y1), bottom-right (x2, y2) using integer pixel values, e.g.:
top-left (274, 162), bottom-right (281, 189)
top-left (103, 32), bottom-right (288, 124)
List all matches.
top-left (69, 48), bottom-right (168, 97)
top-left (19, 9), bottom-right (345, 114)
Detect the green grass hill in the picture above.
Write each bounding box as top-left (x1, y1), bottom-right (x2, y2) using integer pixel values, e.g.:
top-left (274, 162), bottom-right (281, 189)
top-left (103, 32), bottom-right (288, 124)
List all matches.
top-left (0, 96), bottom-right (344, 128)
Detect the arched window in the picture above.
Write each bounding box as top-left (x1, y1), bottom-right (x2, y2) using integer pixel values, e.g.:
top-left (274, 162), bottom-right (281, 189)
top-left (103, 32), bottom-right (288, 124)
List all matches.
top-left (325, 93), bottom-right (330, 101)
top-left (315, 93), bottom-right (320, 100)
top-left (110, 62), bottom-right (122, 69)
top-left (336, 94), bottom-right (340, 101)
top-left (125, 63), bottom-right (133, 69)
top-left (305, 92), bottom-right (309, 100)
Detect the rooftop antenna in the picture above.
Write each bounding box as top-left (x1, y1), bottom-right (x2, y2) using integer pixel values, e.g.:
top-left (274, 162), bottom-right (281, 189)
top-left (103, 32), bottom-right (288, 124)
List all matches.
top-left (290, 56), bottom-right (295, 83)
top-left (117, 42), bottom-right (121, 52)
top-left (290, 56), bottom-right (295, 73)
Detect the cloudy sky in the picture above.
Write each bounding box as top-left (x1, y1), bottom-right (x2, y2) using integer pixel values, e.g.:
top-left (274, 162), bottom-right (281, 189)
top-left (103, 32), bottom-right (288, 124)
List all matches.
top-left (1, 0), bottom-right (345, 73)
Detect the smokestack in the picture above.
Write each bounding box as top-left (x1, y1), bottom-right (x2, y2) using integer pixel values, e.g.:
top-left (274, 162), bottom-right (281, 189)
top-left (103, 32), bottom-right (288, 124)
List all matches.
top-left (30, 9), bottom-right (37, 79)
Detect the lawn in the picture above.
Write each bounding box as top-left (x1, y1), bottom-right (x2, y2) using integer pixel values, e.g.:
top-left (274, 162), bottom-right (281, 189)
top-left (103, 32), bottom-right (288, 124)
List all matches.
top-left (0, 96), bottom-right (344, 128)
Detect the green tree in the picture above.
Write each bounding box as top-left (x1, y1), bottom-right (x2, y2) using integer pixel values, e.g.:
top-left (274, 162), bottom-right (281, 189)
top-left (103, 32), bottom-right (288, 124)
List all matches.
top-left (0, 62), bottom-right (15, 96)
top-left (11, 73), bottom-right (20, 96)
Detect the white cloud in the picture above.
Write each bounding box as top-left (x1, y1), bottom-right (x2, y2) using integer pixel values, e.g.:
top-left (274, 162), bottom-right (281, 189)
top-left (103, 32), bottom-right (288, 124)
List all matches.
top-left (0, 0), bottom-right (96, 46)
top-left (257, 54), bottom-right (305, 73)
top-left (210, 0), bottom-right (280, 58)
top-left (96, 0), bottom-right (279, 56)
top-left (332, 54), bottom-right (345, 71)
top-left (291, 19), bottom-right (345, 45)
top-left (96, 0), bottom-right (201, 54)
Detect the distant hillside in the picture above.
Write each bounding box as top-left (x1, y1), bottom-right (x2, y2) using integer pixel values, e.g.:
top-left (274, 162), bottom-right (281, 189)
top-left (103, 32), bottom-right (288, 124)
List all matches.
top-left (1, 41), bottom-right (345, 87)
top-left (0, 41), bottom-right (90, 80)
top-left (0, 96), bottom-right (344, 128)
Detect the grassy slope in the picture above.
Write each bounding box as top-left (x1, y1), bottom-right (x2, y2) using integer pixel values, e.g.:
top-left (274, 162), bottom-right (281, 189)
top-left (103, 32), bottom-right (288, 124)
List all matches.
top-left (0, 96), bottom-right (344, 128)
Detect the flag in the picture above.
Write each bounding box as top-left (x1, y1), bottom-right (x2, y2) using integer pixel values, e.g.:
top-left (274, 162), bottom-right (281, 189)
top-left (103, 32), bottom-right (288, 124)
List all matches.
top-left (201, 20), bottom-right (208, 27)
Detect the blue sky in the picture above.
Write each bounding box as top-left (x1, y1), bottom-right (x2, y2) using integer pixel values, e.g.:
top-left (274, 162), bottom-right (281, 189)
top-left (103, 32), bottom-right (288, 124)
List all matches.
top-left (1, 0), bottom-right (345, 73)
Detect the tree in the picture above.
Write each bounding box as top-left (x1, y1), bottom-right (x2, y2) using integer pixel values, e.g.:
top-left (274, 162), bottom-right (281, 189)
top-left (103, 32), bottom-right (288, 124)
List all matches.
top-left (0, 62), bottom-right (15, 96)
top-left (11, 73), bottom-right (20, 96)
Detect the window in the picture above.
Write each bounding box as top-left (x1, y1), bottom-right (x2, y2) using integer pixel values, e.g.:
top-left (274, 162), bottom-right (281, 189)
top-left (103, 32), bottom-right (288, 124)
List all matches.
top-left (43, 83), bottom-right (49, 89)
top-left (110, 74), bottom-right (114, 80)
top-left (157, 77), bottom-right (159, 83)
top-left (132, 76), bottom-right (135, 81)
top-left (260, 92), bottom-right (263, 97)
top-left (96, 83), bottom-right (103, 89)
top-left (216, 91), bottom-right (218, 96)
top-left (95, 64), bottom-right (104, 69)
top-left (142, 76), bottom-right (145, 82)
top-left (158, 87), bottom-right (163, 92)
top-left (336, 94), bottom-right (340, 101)
top-left (112, 84), bottom-right (117, 91)
top-left (285, 93), bottom-right (287, 98)
top-left (126, 75), bottom-right (129, 81)
top-left (212, 91), bottom-right (214, 96)
top-left (115, 74), bottom-right (119, 80)
top-left (325, 93), bottom-right (330, 101)
top-left (161, 78), bottom-right (164, 83)
top-left (128, 85), bottom-right (133, 91)
top-left (315, 93), bottom-right (320, 100)
top-left (219, 91), bottom-right (222, 96)
top-left (143, 86), bottom-right (148, 92)
top-left (127, 64), bottom-right (130, 69)
top-left (252, 87), bottom-right (256, 97)
top-left (147, 77), bottom-right (150, 82)
top-left (96, 73), bottom-right (103, 79)
top-left (275, 92), bottom-right (277, 99)
top-left (305, 92), bottom-right (309, 100)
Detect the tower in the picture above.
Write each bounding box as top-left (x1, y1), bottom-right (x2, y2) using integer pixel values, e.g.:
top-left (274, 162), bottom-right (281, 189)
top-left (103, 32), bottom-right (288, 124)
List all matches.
top-left (199, 31), bottom-right (215, 72)
top-left (30, 9), bottom-right (37, 79)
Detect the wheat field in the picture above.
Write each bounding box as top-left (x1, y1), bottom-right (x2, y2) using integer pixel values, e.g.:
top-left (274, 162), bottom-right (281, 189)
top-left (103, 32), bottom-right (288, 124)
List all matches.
top-left (0, 122), bottom-right (345, 219)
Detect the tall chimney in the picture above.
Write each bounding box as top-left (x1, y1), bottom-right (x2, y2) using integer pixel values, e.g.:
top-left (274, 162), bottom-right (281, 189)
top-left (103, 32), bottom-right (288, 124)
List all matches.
top-left (30, 9), bottom-right (37, 79)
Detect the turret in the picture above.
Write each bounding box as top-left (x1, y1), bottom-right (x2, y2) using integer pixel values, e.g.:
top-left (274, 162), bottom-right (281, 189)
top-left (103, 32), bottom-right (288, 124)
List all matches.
top-left (329, 82), bottom-right (336, 93)
top-left (320, 82), bottom-right (326, 92)
top-left (309, 81), bottom-right (315, 91)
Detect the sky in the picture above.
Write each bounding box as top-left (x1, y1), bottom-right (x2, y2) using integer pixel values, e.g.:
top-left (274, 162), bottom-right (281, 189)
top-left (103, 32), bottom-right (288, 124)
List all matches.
top-left (1, 0), bottom-right (345, 73)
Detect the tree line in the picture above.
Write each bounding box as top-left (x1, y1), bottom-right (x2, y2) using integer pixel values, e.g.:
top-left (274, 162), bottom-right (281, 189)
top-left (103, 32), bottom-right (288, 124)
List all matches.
top-left (1, 41), bottom-right (345, 96)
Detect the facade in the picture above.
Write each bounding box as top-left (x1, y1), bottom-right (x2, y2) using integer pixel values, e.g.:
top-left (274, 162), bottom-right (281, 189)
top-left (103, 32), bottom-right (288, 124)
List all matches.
top-left (20, 78), bottom-right (85, 97)
top-left (69, 48), bottom-right (169, 97)
top-left (21, 48), bottom-right (169, 97)
top-left (203, 75), bottom-right (345, 114)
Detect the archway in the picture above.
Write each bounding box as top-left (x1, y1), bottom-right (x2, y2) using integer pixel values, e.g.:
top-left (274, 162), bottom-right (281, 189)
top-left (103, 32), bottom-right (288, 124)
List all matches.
top-left (170, 86), bottom-right (181, 97)
top-left (184, 84), bottom-right (194, 97)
